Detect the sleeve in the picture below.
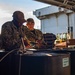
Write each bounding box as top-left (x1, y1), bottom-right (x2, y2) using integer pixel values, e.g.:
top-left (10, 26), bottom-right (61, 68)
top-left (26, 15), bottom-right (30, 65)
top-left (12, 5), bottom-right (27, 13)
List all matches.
top-left (35, 29), bottom-right (47, 49)
top-left (1, 22), bottom-right (19, 50)
top-left (37, 30), bottom-right (44, 40)
top-left (36, 29), bottom-right (47, 44)
top-left (1, 23), bottom-right (13, 39)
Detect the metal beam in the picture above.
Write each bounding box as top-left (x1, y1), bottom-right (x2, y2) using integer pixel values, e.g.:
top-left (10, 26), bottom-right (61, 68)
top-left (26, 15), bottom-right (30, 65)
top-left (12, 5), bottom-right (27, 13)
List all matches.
top-left (35, 0), bottom-right (75, 11)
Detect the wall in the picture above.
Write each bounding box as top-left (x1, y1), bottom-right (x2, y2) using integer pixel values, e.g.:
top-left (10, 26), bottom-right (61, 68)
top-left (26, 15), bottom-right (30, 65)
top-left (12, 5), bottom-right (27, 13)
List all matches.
top-left (34, 6), bottom-right (75, 38)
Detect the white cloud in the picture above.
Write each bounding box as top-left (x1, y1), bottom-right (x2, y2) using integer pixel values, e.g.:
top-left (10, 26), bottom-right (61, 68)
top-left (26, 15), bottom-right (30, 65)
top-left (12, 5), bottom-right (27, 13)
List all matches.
top-left (0, 9), bottom-right (12, 18)
top-left (0, 6), bottom-right (40, 34)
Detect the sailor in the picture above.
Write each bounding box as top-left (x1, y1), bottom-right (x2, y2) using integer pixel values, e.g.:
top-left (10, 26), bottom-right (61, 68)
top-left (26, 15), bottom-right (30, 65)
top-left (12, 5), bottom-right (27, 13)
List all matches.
top-left (1, 11), bottom-right (31, 51)
top-left (25, 18), bottom-right (47, 49)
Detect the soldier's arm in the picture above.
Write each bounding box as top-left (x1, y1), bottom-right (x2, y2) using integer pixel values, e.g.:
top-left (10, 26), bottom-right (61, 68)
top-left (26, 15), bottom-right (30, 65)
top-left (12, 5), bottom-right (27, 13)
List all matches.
top-left (36, 30), bottom-right (47, 45)
top-left (1, 22), bottom-right (15, 47)
top-left (1, 23), bottom-right (12, 38)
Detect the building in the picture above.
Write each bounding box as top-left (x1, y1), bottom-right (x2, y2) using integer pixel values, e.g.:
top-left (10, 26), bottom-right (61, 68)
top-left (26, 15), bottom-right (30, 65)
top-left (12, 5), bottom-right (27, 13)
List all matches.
top-left (34, 6), bottom-right (75, 40)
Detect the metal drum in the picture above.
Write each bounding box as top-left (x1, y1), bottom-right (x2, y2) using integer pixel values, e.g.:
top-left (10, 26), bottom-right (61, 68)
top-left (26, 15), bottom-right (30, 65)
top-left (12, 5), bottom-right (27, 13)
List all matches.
top-left (14, 52), bottom-right (70, 75)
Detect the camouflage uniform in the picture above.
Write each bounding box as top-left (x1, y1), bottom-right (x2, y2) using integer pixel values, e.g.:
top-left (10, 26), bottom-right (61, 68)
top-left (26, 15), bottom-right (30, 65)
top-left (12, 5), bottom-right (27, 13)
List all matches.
top-left (1, 21), bottom-right (32, 51)
top-left (24, 26), bottom-right (47, 49)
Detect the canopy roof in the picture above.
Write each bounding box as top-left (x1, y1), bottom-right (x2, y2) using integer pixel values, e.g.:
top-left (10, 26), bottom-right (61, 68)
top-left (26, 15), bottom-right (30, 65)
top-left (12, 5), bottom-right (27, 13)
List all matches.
top-left (35, 0), bottom-right (75, 11)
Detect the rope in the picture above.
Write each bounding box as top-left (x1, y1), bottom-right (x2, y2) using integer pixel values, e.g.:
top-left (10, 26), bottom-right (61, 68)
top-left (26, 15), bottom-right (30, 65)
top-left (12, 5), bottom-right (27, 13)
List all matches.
top-left (0, 48), bottom-right (19, 62)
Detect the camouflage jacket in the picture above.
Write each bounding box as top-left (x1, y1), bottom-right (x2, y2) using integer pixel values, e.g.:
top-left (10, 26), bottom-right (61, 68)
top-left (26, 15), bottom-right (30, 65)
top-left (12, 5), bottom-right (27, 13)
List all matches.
top-left (24, 26), bottom-right (46, 49)
top-left (1, 21), bottom-right (31, 51)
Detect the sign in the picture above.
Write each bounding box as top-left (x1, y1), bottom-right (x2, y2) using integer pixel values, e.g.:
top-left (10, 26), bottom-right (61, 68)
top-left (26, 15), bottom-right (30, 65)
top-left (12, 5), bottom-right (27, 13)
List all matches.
top-left (62, 57), bottom-right (69, 67)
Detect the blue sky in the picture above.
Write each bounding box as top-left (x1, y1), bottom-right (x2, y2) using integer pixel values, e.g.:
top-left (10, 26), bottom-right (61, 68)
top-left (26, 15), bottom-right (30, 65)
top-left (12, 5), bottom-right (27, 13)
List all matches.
top-left (0, 0), bottom-right (50, 33)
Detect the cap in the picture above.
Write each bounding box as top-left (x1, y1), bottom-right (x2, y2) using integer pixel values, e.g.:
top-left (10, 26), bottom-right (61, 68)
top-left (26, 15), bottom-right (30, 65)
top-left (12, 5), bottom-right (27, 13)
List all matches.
top-left (13, 11), bottom-right (26, 22)
top-left (27, 18), bottom-right (34, 23)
